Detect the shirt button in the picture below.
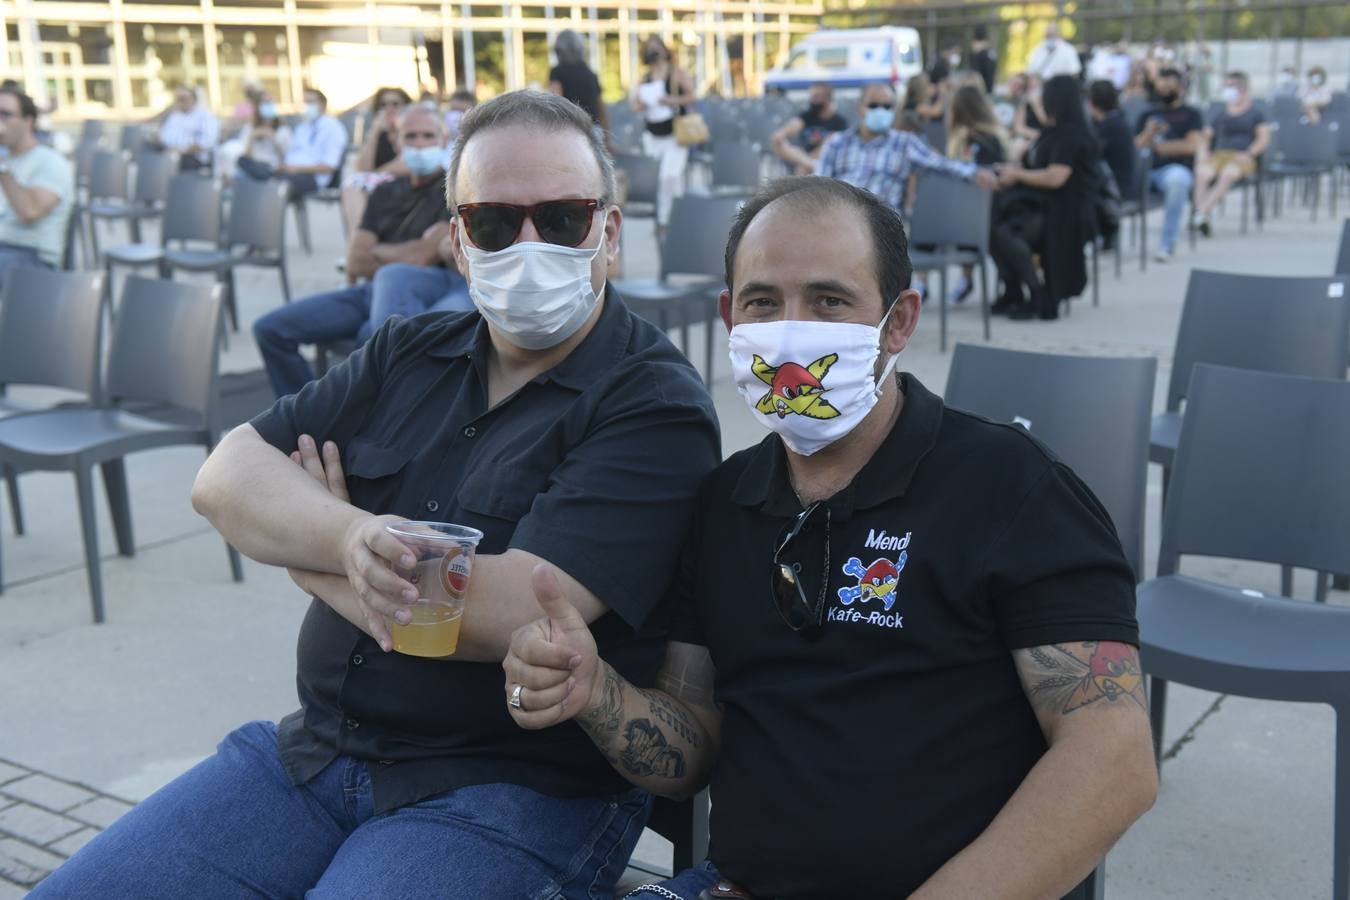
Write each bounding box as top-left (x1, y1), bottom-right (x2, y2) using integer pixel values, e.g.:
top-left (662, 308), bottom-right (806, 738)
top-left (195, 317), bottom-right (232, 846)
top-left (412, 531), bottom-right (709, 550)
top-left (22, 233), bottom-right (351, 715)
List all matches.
top-left (462, 425), bottom-right (477, 439)
top-left (351, 654), bottom-right (364, 666)
top-left (345, 718), bottom-right (360, 731)
top-left (425, 499), bottom-right (439, 513)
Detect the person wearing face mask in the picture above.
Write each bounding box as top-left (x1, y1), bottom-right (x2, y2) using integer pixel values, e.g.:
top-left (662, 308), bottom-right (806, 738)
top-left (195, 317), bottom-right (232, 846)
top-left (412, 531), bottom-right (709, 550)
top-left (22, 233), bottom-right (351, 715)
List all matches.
top-left (340, 87), bottom-right (413, 233)
top-left (150, 83), bottom-right (219, 171)
top-left (1192, 71), bottom-right (1270, 236)
top-left (1300, 66), bottom-right (1333, 123)
top-left (443, 89), bottom-right (477, 144)
top-left (500, 175), bottom-right (1156, 900)
top-left (770, 82), bottom-right (849, 175)
top-left (1133, 67), bottom-right (1203, 262)
top-left (217, 91), bottom-right (291, 183)
top-left (630, 35), bottom-right (697, 230)
top-left (238, 85), bottom-right (348, 199)
top-left (251, 105), bottom-right (460, 398)
top-left (34, 89), bottom-right (720, 900)
top-left (1026, 21), bottom-right (1082, 81)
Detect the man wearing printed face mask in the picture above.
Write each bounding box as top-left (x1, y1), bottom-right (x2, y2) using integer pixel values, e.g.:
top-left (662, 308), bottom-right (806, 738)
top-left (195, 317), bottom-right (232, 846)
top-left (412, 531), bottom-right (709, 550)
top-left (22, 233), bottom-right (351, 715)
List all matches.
top-left (252, 104), bottom-right (466, 398)
top-left (502, 176), bottom-right (1157, 900)
top-left (35, 90), bottom-right (719, 899)
top-left (238, 86), bottom-right (347, 199)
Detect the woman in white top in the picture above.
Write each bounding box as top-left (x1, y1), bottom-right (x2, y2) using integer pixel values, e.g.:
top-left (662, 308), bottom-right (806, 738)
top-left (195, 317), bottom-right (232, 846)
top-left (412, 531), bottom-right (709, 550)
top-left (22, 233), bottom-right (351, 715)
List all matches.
top-left (629, 36), bottom-right (697, 229)
top-left (218, 95), bottom-right (291, 183)
top-left (1301, 67), bottom-right (1333, 123)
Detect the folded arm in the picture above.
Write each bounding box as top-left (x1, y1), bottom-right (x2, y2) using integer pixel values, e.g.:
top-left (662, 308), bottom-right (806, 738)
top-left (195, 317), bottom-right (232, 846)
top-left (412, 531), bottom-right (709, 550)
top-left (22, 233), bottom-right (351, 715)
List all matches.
top-left (0, 174), bottom-right (58, 225)
top-left (909, 641), bottom-right (1158, 900)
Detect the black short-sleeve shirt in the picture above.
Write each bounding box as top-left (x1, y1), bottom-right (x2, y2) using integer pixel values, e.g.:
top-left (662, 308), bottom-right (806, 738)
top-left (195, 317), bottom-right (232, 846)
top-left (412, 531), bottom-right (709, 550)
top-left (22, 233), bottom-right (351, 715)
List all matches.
top-left (1212, 104), bottom-right (1266, 152)
top-left (1136, 103), bottom-right (1204, 169)
top-left (1095, 107), bottom-right (1136, 193)
top-left (669, 374), bottom-right (1137, 899)
top-left (797, 107), bottom-right (849, 154)
top-left (550, 61), bottom-right (603, 123)
top-left (356, 173), bottom-right (450, 244)
top-left (249, 293), bottom-right (720, 813)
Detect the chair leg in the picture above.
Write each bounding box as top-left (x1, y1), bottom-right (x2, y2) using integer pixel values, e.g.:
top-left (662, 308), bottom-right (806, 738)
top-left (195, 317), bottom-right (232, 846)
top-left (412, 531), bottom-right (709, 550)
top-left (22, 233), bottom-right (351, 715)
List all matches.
top-left (1281, 565), bottom-right (1294, 597)
top-left (294, 203), bottom-right (312, 255)
top-left (702, 307), bottom-right (714, 387)
top-left (100, 458), bottom-right (134, 557)
top-left (937, 268), bottom-right (948, 353)
top-left (1334, 709), bottom-right (1349, 900)
top-left (1149, 676), bottom-right (1168, 766)
top-left (278, 261), bottom-right (292, 304)
top-left (4, 464), bottom-right (22, 536)
top-left (225, 269), bottom-right (240, 333)
top-left (1091, 242), bottom-right (1099, 307)
top-left (129, 217), bottom-right (142, 245)
top-left (978, 259), bottom-right (990, 342)
top-left (74, 466), bottom-right (107, 624)
top-left (1315, 571), bottom-right (1330, 604)
top-left (88, 215), bottom-right (102, 265)
top-left (226, 541), bottom-right (244, 582)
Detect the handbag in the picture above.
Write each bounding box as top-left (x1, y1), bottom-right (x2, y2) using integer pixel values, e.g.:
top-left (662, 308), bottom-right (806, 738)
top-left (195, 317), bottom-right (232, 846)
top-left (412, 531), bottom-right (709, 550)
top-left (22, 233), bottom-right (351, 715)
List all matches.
top-left (674, 111), bottom-right (710, 147)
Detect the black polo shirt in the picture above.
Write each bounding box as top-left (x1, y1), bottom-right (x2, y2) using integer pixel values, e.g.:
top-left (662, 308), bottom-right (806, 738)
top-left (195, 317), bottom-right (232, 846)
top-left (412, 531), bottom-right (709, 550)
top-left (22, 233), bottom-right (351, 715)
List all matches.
top-left (249, 292), bottom-right (720, 813)
top-left (357, 172), bottom-right (450, 244)
top-left (670, 374), bottom-right (1137, 899)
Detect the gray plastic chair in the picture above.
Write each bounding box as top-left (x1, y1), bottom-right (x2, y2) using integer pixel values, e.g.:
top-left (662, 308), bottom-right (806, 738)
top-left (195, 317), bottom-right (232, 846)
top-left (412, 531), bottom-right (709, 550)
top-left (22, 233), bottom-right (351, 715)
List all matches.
top-left (0, 267), bottom-right (106, 536)
top-left (86, 148), bottom-right (177, 246)
top-left (1336, 218), bottom-right (1349, 274)
top-left (1137, 363), bottom-right (1350, 900)
top-left (1150, 271), bottom-right (1350, 490)
top-left (612, 194), bottom-right (743, 384)
top-left (164, 177), bottom-right (293, 332)
top-left (0, 275), bottom-right (242, 623)
top-left (81, 150), bottom-right (131, 263)
top-left (103, 173), bottom-right (222, 305)
top-left (907, 174), bottom-right (992, 352)
top-left (646, 790), bottom-right (710, 875)
top-left (945, 344), bottom-right (1157, 580)
top-left (710, 141), bottom-right (762, 195)
top-left (614, 153), bottom-right (660, 270)
top-left (1264, 120), bottom-right (1339, 222)
top-left (118, 123), bottom-right (147, 154)
top-left (1117, 147), bottom-right (1159, 276)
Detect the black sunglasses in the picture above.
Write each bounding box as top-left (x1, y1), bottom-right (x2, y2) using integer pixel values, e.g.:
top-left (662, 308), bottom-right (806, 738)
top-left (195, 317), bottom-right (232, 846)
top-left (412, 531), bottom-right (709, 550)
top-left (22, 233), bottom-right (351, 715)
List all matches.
top-left (456, 199), bottom-right (604, 252)
top-left (771, 502), bottom-right (831, 635)
top-left (866, 102), bottom-right (894, 110)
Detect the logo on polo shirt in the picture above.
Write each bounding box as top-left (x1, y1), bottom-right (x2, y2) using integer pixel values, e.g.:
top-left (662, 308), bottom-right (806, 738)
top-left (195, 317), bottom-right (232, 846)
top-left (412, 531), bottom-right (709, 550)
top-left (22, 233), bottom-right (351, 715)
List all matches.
top-left (829, 529), bottom-right (912, 629)
top-left (750, 353), bottom-right (841, 420)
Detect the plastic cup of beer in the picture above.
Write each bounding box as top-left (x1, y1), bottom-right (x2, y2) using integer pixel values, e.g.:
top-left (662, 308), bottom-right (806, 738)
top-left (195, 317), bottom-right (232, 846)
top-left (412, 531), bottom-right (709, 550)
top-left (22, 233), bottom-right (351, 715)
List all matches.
top-left (384, 521), bottom-right (483, 658)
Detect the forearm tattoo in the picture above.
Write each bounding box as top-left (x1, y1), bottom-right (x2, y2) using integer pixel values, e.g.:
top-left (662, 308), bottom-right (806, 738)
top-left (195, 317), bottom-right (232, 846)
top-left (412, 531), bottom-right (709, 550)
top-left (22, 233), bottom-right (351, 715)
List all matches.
top-left (579, 663), bottom-right (624, 733)
top-left (576, 663), bottom-right (701, 781)
top-left (1022, 641), bottom-right (1147, 716)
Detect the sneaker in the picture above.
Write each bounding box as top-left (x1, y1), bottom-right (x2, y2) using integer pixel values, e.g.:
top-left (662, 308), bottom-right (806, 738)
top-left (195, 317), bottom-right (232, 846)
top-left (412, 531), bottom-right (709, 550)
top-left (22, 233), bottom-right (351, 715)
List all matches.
top-left (945, 276), bottom-right (973, 305)
top-left (1196, 216), bottom-right (1211, 238)
top-left (1153, 248), bottom-right (1173, 263)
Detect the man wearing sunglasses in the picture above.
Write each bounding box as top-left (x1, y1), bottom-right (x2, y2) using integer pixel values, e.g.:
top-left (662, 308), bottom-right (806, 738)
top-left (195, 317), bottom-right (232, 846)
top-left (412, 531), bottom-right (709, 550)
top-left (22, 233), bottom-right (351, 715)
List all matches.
top-left (504, 177), bottom-right (1157, 899)
top-left (35, 91), bottom-right (719, 899)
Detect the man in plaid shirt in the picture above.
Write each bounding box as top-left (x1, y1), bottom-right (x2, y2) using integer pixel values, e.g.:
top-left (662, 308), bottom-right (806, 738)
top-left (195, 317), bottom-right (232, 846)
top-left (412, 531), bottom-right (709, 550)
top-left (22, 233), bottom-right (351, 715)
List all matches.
top-left (815, 82), bottom-right (996, 211)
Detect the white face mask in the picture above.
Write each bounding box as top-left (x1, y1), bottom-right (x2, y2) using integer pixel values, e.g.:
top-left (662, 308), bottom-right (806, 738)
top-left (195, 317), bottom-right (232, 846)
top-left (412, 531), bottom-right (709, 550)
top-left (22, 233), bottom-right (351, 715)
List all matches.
top-left (728, 310), bottom-right (899, 457)
top-left (1220, 85), bottom-right (1241, 104)
top-left (459, 214), bottom-right (607, 350)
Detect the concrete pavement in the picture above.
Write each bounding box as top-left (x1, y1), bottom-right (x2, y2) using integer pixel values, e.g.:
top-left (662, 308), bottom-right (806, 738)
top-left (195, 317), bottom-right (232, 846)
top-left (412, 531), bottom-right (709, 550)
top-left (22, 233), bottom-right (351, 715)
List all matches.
top-left (2, 177), bottom-right (1347, 897)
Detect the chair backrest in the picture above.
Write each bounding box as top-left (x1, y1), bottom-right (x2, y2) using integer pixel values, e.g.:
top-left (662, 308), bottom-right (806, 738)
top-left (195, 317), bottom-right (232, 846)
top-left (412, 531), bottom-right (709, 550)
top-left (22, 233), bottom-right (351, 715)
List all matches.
top-left (710, 141), bottom-right (762, 191)
top-left (0, 267), bottom-right (105, 397)
top-left (86, 150), bottom-right (130, 202)
top-left (160, 173), bottom-right (222, 246)
top-left (1335, 218), bottom-right (1350, 275)
top-left (1125, 146), bottom-right (1153, 205)
top-left (923, 118), bottom-right (948, 153)
top-left (79, 120), bottom-right (105, 144)
top-left (73, 138), bottom-right (102, 187)
top-left (1159, 364), bottom-right (1350, 579)
top-left (659, 194), bottom-right (744, 280)
top-left (945, 344), bottom-right (1157, 580)
top-left (226, 177), bottom-right (289, 253)
top-left (1270, 119), bottom-right (1337, 165)
top-left (131, 149), bottom-right (177, 206)
top-left (1270, 93), bottom-right (1305, 123)
top-left (1165, 269), bottom-right (1350, 411)
top-left (119, 123), bottom-right (146, 154)
top-left (615, 153), bottom-right (659, 207)
top-left (105, 275), bottom-right (223, 426)
top-left (908, 174), bottom-right (991, 253)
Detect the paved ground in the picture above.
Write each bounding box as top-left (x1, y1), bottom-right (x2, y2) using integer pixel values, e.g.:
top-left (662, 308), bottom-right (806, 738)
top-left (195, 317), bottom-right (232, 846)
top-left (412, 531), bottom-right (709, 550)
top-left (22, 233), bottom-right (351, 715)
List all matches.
top-left (2, 174), bottom-right (1347, 896)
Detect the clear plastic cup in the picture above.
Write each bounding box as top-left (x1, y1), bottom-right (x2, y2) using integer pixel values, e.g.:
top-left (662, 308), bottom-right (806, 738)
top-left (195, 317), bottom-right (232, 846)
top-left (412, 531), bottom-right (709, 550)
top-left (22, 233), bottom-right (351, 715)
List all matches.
top-left (384, 521), bottom-right (484, 658)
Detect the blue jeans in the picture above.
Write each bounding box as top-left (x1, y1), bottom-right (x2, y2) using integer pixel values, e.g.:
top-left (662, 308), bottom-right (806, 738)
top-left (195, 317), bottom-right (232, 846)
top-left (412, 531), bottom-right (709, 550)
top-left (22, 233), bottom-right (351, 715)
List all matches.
top-left (0, 243), bottom-right (53, 285)
top-left (237, 157), bottom-right (320, 198)
top-left (622, 860), bottom-right (722, 899)
top-left (368, 263), bottom-right (473, 334)
top-left (1148, 164), bottom-right (1194, 254)
top-left (253, 282), bottom-right (375, 398)
top-left (31, 721), bottom-right (651, 900)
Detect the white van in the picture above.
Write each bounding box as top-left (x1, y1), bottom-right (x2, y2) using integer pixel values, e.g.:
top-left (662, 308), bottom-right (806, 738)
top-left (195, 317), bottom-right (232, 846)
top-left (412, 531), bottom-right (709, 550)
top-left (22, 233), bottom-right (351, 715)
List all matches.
top-left (764, 27), bottom-right (925, 97)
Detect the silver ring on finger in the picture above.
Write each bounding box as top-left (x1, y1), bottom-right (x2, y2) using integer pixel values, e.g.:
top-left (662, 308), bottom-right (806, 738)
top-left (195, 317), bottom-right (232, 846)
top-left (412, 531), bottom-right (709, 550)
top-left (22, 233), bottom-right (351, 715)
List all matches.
top-left (509, 684), bottom-right (524, 710)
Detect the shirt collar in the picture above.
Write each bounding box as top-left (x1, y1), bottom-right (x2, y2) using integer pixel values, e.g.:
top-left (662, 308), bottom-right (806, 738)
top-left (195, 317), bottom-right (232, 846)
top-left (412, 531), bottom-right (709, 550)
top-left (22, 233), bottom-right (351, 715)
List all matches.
top-left (730, 373), bottom-right (945, 518)
top-left (425, 283), bottom-right (631, 393)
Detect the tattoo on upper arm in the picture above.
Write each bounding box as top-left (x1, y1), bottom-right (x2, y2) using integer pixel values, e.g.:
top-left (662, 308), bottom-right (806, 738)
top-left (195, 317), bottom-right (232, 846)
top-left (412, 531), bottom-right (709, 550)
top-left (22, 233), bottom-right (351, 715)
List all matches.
top-left (656, 643), bottom-right (716, 710)
top-left (1019, 642), bottom-right (1147, 717)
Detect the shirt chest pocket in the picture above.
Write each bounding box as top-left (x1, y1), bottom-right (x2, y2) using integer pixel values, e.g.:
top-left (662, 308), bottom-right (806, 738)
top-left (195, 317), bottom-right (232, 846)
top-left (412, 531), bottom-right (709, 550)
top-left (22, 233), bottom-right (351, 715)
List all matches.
top-left (342, 439), bottom-right (413, 512)
top-left (454, 464), bottom-right (549, 535)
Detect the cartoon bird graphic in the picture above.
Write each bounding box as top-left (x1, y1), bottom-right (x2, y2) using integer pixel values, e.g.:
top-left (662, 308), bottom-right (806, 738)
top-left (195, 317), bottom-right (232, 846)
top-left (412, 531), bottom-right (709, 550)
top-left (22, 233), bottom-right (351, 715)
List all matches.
top-left (751, 353), bottom-right (840, 420)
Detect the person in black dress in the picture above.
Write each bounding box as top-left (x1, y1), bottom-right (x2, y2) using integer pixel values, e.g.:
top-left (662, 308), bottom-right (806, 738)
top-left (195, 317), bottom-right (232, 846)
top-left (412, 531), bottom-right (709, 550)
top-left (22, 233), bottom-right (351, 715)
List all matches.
top-left (549, 29), bottom-right (610, 142)
top-left (993, 74), bottom-right (1100, 320)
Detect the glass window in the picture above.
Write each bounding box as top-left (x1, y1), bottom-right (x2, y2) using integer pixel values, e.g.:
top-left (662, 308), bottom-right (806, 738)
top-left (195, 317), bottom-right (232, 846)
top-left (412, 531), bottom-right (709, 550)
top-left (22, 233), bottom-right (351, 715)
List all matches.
top-left (816, 46), bottom-right (848, 68)
top-left (216, 25), bottom-right (294, 110)
top-left (125, 22), bottom-right (209, 112)
top-left (786, 47), bottom-right (812, 70)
